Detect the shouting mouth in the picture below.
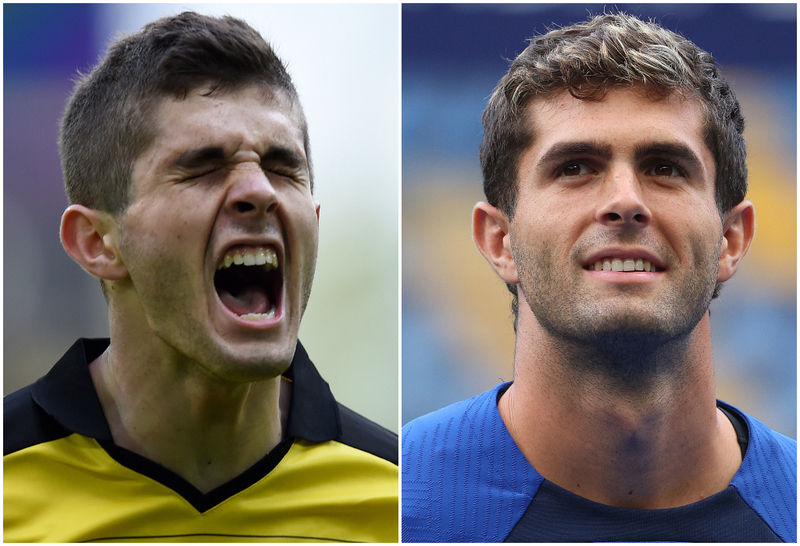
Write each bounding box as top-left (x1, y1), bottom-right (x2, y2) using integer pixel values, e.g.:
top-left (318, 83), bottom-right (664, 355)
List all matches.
top-left (214, 246), bottom-right (282, 321)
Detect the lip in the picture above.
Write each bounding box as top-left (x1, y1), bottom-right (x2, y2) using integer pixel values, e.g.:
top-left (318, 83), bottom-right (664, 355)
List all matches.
top-left (211, 237), bottom-right (286, 330)
top-left (582, 248), bottom-right (666, 271)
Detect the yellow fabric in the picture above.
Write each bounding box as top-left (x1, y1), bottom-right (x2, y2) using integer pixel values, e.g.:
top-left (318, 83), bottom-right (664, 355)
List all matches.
top-left (4, 434), bottom-right (398, 542)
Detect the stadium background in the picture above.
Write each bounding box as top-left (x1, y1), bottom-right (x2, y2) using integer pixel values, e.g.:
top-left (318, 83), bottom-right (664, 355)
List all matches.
top-left (4, 4), bottom-right (399, 432)
top-left (402, 3), bottom-right (796, 439)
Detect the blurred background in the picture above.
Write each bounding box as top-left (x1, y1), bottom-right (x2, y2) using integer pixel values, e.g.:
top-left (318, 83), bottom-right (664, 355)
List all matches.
top-left (402, 3), bottom-right (796, 439)
top-left (4, 4), bottom-right (399, 432)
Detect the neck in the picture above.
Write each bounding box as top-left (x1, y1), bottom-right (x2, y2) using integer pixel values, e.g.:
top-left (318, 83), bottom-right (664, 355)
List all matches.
top-left (91, 308), bottom-right (289, 493)
top-left (500, 309), bottom-right (741, 509)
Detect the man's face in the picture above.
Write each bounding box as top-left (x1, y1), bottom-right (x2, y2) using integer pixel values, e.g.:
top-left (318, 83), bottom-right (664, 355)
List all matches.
top-left (114, 85), bottom-right (319, 382)
top-left (509, 87), bottom-right (723, 350)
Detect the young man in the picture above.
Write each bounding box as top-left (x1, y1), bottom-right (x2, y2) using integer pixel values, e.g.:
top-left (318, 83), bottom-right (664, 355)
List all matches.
top-left (402, 13), bottom-right (795, 542)
top-left (4, 12), bottom-right (397, 542)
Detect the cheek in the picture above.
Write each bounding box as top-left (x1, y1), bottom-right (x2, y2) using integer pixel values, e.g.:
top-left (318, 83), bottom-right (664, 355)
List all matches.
top-left (514, 193), bottom-right (587, 250)
top-left (119, 207), bottom-right (204, 277)
top-left (661, 198), bottom-right (722, 257)
top-left (284, 198), bottom-right (320, 240)
top-left (686, 227), bottom-right (724, 270)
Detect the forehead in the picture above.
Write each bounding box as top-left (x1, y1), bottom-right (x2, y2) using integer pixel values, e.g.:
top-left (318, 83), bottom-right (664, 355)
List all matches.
top-left (143, 85), bottom-right (307, 168)
top-left (524, 87), bottom-right (710, 158)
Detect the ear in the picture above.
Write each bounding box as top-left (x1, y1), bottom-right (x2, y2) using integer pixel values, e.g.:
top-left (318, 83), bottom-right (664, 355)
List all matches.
top-left (717, 200), bottom-right (755, 283)
top-left (60, 205), bottom-right (128, 281)
top-left (314, 200), bottom-right (321, 225)
top-left (472, 202), bottom-right (519, 285)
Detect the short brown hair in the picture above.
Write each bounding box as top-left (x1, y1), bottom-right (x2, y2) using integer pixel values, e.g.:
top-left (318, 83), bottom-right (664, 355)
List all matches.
top-left (479, 12), bottom-right (747, 320)
top-left (59, 11), bottom-right (311, 215)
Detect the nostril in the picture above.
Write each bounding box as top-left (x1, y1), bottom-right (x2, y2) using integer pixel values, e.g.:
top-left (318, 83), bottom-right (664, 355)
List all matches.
top-left (234, 201), bottom-right (257, 214)
top-left (633, 213), bottom-right (647, 223)
top-left (606, 212), bottom-right (622, 221)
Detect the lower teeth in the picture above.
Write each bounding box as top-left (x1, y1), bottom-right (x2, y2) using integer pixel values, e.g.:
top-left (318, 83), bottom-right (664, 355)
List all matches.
top-left (240, 308), bottom-right (276, 321)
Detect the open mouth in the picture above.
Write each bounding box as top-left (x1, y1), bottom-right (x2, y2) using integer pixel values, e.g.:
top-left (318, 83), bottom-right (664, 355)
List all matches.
top-left (586, 257), bottom-right (662, 272)
top-left (214, 246), bottom-right (282, 321)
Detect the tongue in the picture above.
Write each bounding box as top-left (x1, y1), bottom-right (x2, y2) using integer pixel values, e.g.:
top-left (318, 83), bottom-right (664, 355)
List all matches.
top-left (219, 286), bottom-right (270, 316)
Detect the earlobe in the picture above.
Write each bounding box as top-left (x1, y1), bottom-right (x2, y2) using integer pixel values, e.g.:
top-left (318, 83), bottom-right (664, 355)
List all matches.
top-left (472, 202), bottom-right (519, 284)
top-left (717, 200), bottom-right (755, 283)
top-left (60, 205), bottom-right (128, 281)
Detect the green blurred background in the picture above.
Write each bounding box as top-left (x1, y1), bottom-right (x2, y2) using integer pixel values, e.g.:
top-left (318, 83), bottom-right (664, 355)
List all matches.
top-left (4, 3), bottom-right (399, 432)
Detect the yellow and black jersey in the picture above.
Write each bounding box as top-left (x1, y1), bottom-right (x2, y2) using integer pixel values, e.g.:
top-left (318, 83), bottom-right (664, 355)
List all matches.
top-left (4, 339), bottom-right (398, 542)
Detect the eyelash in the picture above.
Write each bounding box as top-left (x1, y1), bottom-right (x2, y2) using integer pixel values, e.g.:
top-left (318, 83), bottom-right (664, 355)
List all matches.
top-left (185, 166), bottom-right (298, 183)
top-left (186, 167), bottom-right (220, 180)
top-left (558, 162), bottom-right (594, 177)
top-left (645, 162), bottom-right (686, 177)
top-left (264, 167), bottom-right (292, 176)
top-left (556, 160), bottom-right (686, 178)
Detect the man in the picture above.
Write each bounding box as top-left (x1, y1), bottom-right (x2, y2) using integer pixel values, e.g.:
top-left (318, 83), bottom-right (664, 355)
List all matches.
top-left (402, 12), bottom-right (795, 543)
top-left (4, 12), bottom-right (397, 542)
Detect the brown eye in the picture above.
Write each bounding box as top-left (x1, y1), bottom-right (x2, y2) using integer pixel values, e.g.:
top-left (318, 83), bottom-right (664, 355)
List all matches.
top-left (649, 164), bottom-right (680, 177)
top-left (561, 163), bottom-right (591, 176)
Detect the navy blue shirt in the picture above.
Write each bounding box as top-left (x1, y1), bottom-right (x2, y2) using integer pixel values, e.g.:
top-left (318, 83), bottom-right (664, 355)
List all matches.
top-left (402, 383), bottom-right (796, 542)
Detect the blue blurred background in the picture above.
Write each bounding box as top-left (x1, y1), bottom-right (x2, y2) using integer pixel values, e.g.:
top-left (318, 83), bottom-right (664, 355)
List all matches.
top-left (3, 3), bottom-right (796, 440)
top-left (4, 4), bottom-right (399, 432)
top-left (402, 3), bottom-right (796, 439)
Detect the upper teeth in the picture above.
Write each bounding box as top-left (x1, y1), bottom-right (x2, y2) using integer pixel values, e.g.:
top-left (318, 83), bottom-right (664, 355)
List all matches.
top-left (218, 247), bottom-right (278, 270)
top-left (592, 258), bottom-right (654, 272)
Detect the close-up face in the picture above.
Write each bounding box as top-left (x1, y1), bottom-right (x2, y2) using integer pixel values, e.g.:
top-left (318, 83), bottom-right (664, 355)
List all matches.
top-left (509, 86), bottom-right (725, 349)
top-left (114, 85), bottom-right (319, 382)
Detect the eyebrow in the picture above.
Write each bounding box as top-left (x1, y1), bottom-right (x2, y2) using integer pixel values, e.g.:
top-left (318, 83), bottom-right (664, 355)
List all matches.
top-left (172, 147), bottom-right (227, 170)
top-left (170, 145), bottom-right (307, 171)
top-left (535, 140), bottom-right (705, 172)
top-left (260, 146), bottom-right (307, 171)
top-left (633, 142), bottom-right (704, 173)
top-left (536, 141), bottom-right (613, 169)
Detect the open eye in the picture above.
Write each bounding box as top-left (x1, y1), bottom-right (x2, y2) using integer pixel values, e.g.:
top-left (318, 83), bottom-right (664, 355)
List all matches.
top-left (646, 163), bottom-right (682, 177)
top-left (560, 162), bottom-right (593, 177)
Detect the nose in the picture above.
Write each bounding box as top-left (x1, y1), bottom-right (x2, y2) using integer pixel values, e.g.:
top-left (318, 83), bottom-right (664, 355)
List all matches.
top-left (225, 166), bottom-right (279, 219)
top-left (596, 168), bottom-right (651, 228)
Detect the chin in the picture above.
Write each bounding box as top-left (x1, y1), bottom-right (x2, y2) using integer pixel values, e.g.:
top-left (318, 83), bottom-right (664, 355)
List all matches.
top-left (196, 337), bottom-right (297, 384)
top-left (541, 300), bottom-right (705, 352)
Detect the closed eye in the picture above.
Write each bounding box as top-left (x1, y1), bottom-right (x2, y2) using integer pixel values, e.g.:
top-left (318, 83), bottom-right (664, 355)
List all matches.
top-left (263, 167), bottom-right (297, 179)
top-left (186, 167), bottom-right (221, 180)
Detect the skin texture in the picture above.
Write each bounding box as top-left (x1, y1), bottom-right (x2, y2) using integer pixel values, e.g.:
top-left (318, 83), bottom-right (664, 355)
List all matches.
top-left (473, 87), bottom-right (754, 508)
top-left (60, 85), bottom-right (319, 492)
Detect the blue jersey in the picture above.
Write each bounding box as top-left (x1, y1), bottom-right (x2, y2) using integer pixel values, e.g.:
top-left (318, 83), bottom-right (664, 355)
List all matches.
top-left (402, 383), bottom-right (796, 542)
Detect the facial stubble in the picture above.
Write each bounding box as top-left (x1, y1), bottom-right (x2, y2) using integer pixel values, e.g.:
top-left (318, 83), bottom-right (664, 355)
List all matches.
top-left (510, 229), bottom-right (722, 387)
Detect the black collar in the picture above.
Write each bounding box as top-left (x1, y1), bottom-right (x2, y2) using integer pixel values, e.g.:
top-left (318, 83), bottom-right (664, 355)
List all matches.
top-left (31, 338), bottom-right (342, 443)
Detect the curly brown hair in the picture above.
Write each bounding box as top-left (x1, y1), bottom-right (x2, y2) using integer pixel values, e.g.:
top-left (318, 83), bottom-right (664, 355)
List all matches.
top-left (479, 12), bottom-right (747, 321)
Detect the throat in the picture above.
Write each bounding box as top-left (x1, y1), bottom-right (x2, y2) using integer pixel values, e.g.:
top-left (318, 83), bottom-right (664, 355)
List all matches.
top-left (214, 263), bottom-right (280, 318)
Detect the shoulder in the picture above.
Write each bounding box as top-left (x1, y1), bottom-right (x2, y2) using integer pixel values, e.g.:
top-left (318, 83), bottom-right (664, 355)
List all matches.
top-left (724, 402), bottom-right (797, 543)
top-left (4, 383), bottom-right (71, 456)
top-left (402, 385), bottom-right (504, 454)
top-left (4, 338), bottom-right (110, 457)
top-left (402, 384), bottom-right (542, 543)
top-left (337, 403), bottom-right (398, 465)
